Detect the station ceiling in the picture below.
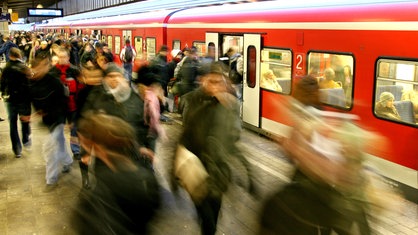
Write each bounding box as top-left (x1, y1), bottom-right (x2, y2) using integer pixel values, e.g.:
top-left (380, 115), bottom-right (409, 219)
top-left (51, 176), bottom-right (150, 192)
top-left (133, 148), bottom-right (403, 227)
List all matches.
top-left (2, 0), bottom-right (62, 18)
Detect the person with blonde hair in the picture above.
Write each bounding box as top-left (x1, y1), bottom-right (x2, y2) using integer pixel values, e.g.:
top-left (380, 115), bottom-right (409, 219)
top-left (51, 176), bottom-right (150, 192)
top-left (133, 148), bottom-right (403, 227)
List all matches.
top-left (261, 69), bottom-right (282, 92)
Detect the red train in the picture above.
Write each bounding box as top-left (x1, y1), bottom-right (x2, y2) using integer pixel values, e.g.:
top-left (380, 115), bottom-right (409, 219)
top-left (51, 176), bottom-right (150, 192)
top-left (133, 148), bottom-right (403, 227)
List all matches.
top-left (37, 0), bottom-right (418, 200)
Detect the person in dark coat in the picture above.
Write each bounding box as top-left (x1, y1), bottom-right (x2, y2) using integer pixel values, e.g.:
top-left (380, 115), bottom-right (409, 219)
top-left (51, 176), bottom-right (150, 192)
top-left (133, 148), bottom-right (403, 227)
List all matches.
top-left (176, 62), bottom-right (256, 235)
top-left (0, 47), bottom-right (32, 157)
top-left (81, 63), bottom-right (154, 166)
top-left (71, 113), bottom-right (160, 235)
top-left (0, 35), bottom-right (18, 62)
top-left (29, 56), bottom-right (73, 190)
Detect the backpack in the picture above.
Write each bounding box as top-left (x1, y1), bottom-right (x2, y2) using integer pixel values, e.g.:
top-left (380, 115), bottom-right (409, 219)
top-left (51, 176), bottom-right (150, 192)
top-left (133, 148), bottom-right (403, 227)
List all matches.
top-left (124, 46), bottom-right (133, 62)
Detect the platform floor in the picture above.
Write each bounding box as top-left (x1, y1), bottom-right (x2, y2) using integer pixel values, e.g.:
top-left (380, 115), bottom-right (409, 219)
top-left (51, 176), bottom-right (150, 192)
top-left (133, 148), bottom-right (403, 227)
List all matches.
top-left (0, 103), bottom-right (417, 235)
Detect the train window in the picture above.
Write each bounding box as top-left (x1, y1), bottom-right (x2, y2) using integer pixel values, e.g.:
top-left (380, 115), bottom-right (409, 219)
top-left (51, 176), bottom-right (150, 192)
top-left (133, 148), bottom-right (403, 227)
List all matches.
top-left (375, 59), bottom-right (418, 125)
top-left (134, 37), bottom-right (143, 60)
top-left (247, 46), bottom-right (256, 88)
top-left (173, 40), bottom-right (181, 50)
top-left (115, 36), bottom-right (121, 55)
top-left (146, 37), bottom-right (156, 61)
top-left (308, 52), bottom-right (354, 109)
top-left (107, 36), bottom-right (113, 52)
top-left (193, 41), bottom-right (206, 58)
top-left (260, 48), bottom-right (292, 94)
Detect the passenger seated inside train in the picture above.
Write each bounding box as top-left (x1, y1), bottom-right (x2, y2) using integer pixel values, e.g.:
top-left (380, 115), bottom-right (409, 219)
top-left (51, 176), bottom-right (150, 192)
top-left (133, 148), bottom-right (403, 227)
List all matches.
top-left (260, 69), bottom-right (282, 92)
top-left (318, 68), bottom-right (342, 89)
top-left (375, 91), bottom-right (401, 121)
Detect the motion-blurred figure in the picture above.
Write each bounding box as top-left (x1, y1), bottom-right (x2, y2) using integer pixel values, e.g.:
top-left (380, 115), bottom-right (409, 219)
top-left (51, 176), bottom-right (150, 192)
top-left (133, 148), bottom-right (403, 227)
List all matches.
top-left (174, 62), bottom-right (256, 235)
top-left (71, 113), bottom-right (160, 234)
top-left (81, 63), bottom-right (154, 167)
top-left (29, 56), bottom-right (73, 191)
top-left (0, 47), bottom-right (32, 157)
top-left (259, 75), bottom-right (373, 235)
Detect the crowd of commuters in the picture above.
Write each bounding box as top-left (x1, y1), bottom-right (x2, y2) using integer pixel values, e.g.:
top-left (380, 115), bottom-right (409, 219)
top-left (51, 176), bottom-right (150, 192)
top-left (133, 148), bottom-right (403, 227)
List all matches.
top-left (0, 30), bottom-right (397, 235)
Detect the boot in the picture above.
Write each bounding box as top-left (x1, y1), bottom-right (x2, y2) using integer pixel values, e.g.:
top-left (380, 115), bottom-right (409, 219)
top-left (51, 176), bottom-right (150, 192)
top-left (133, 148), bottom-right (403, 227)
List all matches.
top-left (79, 161), bottom-right (90, 189)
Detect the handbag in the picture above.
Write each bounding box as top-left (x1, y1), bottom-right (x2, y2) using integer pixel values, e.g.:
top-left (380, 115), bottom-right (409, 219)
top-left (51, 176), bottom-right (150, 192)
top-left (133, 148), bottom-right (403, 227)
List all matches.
top-left (174, 144), bottom-right (209, 203)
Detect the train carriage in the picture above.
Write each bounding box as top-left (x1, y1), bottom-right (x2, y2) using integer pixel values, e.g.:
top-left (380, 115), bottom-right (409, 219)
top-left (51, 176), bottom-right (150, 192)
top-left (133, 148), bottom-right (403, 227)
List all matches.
top-left (36, 0), bottom-right (417, 201)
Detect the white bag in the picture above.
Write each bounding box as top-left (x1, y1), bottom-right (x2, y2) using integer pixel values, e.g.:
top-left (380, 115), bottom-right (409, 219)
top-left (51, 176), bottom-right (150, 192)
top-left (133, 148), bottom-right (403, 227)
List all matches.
top-left (174, 144), bottom-right (209, 203)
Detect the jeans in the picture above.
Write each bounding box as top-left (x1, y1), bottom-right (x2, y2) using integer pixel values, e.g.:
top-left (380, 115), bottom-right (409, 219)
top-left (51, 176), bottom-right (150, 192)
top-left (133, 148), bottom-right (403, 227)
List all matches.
top-left (123, 62), bottom-right (133, 83)
top-left (43, 124), bottom-right (73, 184)
top-left (66, 111), bottom-right (80, 155)
top-left (6, 102), bottom-right (31, 155)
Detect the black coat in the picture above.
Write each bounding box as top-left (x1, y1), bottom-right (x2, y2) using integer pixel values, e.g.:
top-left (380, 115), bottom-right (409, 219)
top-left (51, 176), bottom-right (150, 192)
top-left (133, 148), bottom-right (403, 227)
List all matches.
top-left (29, 72), bottom-right (67, 130)
top-left (0, 60), bottom-right (31, 104)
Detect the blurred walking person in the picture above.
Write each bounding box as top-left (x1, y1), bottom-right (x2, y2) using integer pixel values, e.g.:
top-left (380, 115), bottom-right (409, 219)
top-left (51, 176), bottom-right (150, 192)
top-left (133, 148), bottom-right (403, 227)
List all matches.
top-left (71, 113), bottom-right (160, 235)
top-left (29, 56), bottom-right (73, 191)
top-left (0, 48), bottom-right (32, 157)
top-left (174, 62), bottom-right (256, 235)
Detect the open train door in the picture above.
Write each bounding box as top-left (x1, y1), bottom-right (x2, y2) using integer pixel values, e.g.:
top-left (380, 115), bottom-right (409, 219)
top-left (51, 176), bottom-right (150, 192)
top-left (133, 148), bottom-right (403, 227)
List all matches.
top-left (242, 33), bottom-right (261, 127)
top-left (205, 32), bottom-right (219, 61)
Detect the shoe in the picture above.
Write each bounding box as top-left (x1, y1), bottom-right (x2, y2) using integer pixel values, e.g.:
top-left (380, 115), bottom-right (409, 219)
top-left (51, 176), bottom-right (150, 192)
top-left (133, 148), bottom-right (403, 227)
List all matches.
top-left (0, 117), bottom-right (4, 122)
top-left (62, 164), bottom-right (72, 173)
top-left (15, 154), bottom-right (22, 158)
top-left (43, 183), bottom-right (58, 192)
top-left (160, 115), bottom-right (172, 123)
top-left (73, 153), bottom-right (81, 161)
top-left (82, 178), bottom-right (90, 189)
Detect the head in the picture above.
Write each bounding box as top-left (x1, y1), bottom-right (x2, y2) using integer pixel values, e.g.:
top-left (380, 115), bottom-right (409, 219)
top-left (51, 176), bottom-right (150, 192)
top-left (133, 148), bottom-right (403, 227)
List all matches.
top-left (226, 46), bottom-right (238, 57)
top-left (125, 39), bottom-right (130, 45)
top-left (103, 63), bottom-right (127, 89)
top-left (96, 54), bottom-right (110, 70)
top-left (201, 62), bottom-right (228, 96)
top-left (51, 55), bottom-right (59, 66)
top-left (158, 45), bottom-right (168, 56)
top-left (30, 56), bottom-right (51, 80)
top-left (77, 113), bottom-right (137, 171)
top-left (95, 42), bottom-right (103, 53)
top-left (9, 47), bottom-right (22, 60)
top-left (57, 48), bottom-right (70, 65)
top-left (293, 75), bottom-right (321, 108)
top-left (379, 91), bottom-right (395, 108)
top-left (171, 49), bottom-right (182, 62)
top-left (207, 43), bottom-right (216, 58)
top-left (324, 68), bottom-right (335, 81)
top-left (263, 70), bottom-right (275, 80)
top-left (40, 40), bottom-right (48, 49)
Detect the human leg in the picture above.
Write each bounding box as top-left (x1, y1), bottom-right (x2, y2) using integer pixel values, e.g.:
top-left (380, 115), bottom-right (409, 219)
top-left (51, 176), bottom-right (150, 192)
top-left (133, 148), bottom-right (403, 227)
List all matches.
top-left (43, 126), bottom-right (61, 184)
top-left (19, 103), bottom-right (32, 147)
top-left (195, 195), bottom-right (222, 235)
top-left (6, 102), bottom-right (21, 156)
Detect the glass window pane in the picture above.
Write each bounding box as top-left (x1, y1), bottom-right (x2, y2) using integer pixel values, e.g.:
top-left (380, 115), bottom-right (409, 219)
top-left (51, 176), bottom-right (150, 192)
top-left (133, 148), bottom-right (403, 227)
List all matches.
top-left (193, 41), bottom-right (205, 58)
top-left (134, 37), bottom-right (142, 59)
top-left (308, 52), bottom-right (354, 109)
top-left (115, 36), bottom-right (121, 55)
top-left (107, 36), bottom-right (113, 51)
top-left (375, 59), bottom-right (418, 125)
top-left (260, 48), bottom-right (292, 94)
top-left (146, 37), bottom-right (156, 61)
top-left (246, 46), bottom-right (256, 88)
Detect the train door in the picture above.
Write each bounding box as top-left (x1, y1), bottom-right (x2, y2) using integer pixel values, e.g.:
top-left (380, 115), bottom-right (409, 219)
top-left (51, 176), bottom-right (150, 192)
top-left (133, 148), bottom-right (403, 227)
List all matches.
top-left (205, 32), bottom-right (219, 61)
top-left (242, 34), bottom-right (261, 127)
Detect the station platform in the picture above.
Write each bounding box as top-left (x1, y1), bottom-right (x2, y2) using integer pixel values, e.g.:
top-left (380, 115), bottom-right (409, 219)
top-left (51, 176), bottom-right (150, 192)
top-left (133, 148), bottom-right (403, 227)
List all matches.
top-left (0, 102), bottom-right (417, 234)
